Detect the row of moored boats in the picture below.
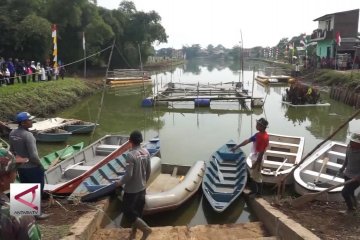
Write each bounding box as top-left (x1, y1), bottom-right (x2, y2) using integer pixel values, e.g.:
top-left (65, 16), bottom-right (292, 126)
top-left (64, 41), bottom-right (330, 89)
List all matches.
top-left (2, 131), bottom-right (352, 215)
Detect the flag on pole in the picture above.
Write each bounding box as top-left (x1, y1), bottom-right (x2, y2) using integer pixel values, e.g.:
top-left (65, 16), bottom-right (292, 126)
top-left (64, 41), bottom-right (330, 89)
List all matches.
top-left (335, 32), bottom-right (341, 46)
top-left (52, 24), bottom-right (58, 68)
top-left (82, 32), bottom-right (86, 50)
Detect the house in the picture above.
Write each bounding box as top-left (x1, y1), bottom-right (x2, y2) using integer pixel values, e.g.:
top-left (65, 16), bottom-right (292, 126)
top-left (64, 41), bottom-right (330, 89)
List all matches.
top-left (310, 9), bottom-right (360, 67)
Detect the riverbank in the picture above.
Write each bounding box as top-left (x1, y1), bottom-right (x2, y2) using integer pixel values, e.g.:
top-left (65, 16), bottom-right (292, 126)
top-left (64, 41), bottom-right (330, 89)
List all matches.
top-left (0, 78), bottom-right (101, 121)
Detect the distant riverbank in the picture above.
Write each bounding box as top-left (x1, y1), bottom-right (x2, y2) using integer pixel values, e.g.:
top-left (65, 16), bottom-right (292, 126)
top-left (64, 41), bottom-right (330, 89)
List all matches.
top-left (0, 78), bottom-right (100, 121)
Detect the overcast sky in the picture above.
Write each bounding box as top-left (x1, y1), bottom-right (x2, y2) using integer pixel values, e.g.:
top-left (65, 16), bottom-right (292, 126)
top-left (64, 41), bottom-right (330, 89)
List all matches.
top-left (97, 0), bottom-right (359, 49)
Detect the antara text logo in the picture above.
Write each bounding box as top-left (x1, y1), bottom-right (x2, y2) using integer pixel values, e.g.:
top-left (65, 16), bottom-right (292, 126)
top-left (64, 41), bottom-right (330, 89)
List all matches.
top-left (10, 183), bottom-right (41, 216)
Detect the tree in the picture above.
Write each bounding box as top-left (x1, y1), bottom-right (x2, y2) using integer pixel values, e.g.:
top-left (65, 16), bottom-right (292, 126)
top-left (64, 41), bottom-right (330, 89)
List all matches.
top-left (15, 14), bottom-right (52, 61)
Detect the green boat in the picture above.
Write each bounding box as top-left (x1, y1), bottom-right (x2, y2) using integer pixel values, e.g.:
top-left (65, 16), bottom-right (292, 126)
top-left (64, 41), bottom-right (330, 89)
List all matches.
top-left (0, 138), bottom-right (9, 150)
top-left (40, 142), bottom-right (84, 170)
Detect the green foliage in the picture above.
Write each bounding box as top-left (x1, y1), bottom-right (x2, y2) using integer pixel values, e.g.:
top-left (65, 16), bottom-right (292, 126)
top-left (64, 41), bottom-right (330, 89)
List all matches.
top-left (15, 15), bottom-right (52, 60)
top-left (313, 69), bottom-right (360, 87)
top-left (0, 0), bottom-right (168, 69)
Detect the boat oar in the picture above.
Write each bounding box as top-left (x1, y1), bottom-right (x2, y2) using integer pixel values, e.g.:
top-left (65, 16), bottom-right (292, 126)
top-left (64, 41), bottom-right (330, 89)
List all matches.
top-left (48, 145), bottom-right (70, 170)
top-left (291, 178), bottom-right (356, 208)
top-left (314, 157), bottom-right (329, 183)
top-left (213, 156), bottom-right (225, 182)
top-left (274, 158), bottom-right (288, 177)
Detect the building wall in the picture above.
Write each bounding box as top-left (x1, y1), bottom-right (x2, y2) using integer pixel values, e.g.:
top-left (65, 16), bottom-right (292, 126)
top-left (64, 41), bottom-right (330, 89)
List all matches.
top-left (333, 9), bottom-right (359, 37)
top-left (317, 39), bottom-right (335, 58)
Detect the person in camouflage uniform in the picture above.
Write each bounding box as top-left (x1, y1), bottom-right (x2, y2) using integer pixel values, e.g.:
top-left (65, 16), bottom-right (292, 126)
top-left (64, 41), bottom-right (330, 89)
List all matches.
top-left (0, 148), bottom-right (41, 240)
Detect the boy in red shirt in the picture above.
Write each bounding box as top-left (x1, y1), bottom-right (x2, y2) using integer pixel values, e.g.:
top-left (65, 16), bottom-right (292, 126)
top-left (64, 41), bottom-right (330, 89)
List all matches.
top-left (231, 118), bottom-right (269, 197)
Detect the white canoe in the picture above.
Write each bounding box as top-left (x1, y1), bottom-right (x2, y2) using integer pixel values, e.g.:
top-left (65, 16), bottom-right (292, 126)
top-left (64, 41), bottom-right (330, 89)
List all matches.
top-left (246, 133), bottom-right (304, 184)
top-left (144, 159), bottom-right (205, 214)
top-left (294, 141), bottom-right (349, 202)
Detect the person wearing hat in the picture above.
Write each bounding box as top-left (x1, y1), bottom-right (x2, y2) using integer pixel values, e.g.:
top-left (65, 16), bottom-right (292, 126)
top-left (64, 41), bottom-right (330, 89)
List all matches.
top-left (115, 130), bottom-right (152, 240)
top-left (0, 148), bottom-right (42, 239)
top-left (9, 112), bottom-right (48, 220)
top-left (231, 117), bottom-right (269, 197)
top-left (339, 132), bottom-right (360, 214)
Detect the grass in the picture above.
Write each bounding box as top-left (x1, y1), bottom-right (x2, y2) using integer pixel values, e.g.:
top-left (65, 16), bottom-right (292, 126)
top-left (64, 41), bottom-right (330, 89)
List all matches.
top-left (0, 78), bottom-right (99, 121)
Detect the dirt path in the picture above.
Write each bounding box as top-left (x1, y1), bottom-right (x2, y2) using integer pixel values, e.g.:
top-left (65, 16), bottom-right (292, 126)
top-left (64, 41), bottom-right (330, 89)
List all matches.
top-left (266, 197), bottom-right (360, 240)
top-left (38, 199), bottom-right (97, 240)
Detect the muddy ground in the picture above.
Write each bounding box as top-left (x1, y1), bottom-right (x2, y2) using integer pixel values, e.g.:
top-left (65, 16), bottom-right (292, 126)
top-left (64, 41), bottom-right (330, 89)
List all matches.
top-left (38, 199), bottom-right (97, 240)
top-left (265, 196), bottom-right (360, 240)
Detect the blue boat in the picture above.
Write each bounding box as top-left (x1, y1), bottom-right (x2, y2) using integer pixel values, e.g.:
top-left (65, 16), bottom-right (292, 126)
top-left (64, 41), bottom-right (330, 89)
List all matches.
top-left (64, 121), bottom-right (98, 134)
top-left (33, 128), bottom-right (72, 143)
top-left (202, 140), bottom-right (247, 213)
top-left (68, 137), bottom-right (160, 202)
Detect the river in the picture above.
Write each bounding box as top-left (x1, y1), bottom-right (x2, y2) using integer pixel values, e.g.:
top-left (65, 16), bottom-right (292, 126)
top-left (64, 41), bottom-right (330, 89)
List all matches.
top-left (37, 59), bottom-right (360, 227)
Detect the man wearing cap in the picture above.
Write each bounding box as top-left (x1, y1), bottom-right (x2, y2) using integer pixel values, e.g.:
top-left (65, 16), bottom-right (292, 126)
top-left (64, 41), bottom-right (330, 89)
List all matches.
top-left (9, 112), bottom-right (48, 220)
top-left (339, 132), bottom-right (360, 214)
top-left (0, 148), bottom-right (41, 239)
top-left (115, 130), bottom-right (152, 240)
top-left (231, 118), bottom-right (269, 197)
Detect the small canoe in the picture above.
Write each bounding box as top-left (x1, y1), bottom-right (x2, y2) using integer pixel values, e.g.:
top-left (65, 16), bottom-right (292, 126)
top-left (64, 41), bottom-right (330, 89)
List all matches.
top-left (44, 134), bottom-right (130, 195)
top-left (64, 121), bottom-right (98, 134)
top-left (33, 129), bottom-right (72, 143)
top-left (40, 142), bottom-right (84, 170)
top-left (68, 138), bottom-right (161, 202)
top-left (294, 141), bottom-right (349, 202)
top-left (246, 133), bottom-right (304, 184)
top-left (202, 140), bottom-right (247, 213)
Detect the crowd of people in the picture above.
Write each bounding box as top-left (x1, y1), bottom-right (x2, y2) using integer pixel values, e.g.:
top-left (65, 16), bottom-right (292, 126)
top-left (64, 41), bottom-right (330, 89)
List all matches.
top-left (0, 57), bottom-right (66, 86)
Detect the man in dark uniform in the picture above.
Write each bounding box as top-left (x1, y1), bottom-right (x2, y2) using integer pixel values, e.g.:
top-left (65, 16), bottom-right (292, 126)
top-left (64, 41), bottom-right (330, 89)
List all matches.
top-left (0, 148), bottom-right (41, 239)
top-left (9, 112), bottom-right (48, 220)
top-left (115, 130), bottom-right (152, 240)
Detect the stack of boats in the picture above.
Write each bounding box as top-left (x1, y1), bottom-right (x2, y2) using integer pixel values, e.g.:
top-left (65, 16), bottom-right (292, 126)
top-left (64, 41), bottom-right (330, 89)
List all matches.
top-left (0, 117), bottom-right (98, 142)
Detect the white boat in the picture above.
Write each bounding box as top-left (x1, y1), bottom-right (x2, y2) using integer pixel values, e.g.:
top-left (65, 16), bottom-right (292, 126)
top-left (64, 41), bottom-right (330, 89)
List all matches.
top-left (294, 141), bottom-right (348, 202)
top-left (144, 159), bottom-right (205, 215)
top-left (246, 133), bottom-right (304, 184)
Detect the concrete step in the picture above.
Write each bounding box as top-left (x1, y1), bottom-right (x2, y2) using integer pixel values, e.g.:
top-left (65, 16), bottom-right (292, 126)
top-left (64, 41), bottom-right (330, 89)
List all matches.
top-left (91, 222), bottom-right (272, 240)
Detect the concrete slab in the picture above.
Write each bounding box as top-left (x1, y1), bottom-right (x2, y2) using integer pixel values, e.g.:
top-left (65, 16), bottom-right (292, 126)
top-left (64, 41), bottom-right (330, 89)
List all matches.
top-left (244, 192), bottom-right (320, 240)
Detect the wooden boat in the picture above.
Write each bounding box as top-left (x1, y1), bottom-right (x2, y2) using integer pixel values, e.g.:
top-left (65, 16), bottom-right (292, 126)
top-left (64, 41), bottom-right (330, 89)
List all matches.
top-left (246, 133), bottom-right (304, 184)
top-left (294, 141), bottom-right (347, 202)
top-left (63, 121), bottom-right (98, 134)
top-left (256, 74), bottom-right (294, 84)
top-left (44, 134), bottom-right (131, 195)
top-left (33, 128), bottom-right (72, 142)
top-left (202, 140), bottom-right (247, 213)
top-left (40, 142), bottom-right (84, 170)
top-left (68, 137), bottom-right (161, 202)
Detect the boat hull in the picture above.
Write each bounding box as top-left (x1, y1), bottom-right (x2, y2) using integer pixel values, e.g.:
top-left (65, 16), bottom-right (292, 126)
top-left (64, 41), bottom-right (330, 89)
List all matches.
top-left (41, 142), bottom-right (84, 170)
top-left (68, 138), bottom-right (161, 201)
top-left (34, 130), bottom-right (72, 142)
top-left (202, 140), bottom-right (247, 213)
top-left (293, 141), bottom-right (352, 202)
top-left (64, 122), bottom-right (97, 134)
top-left (246, 133), bottom-right (304, 185)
